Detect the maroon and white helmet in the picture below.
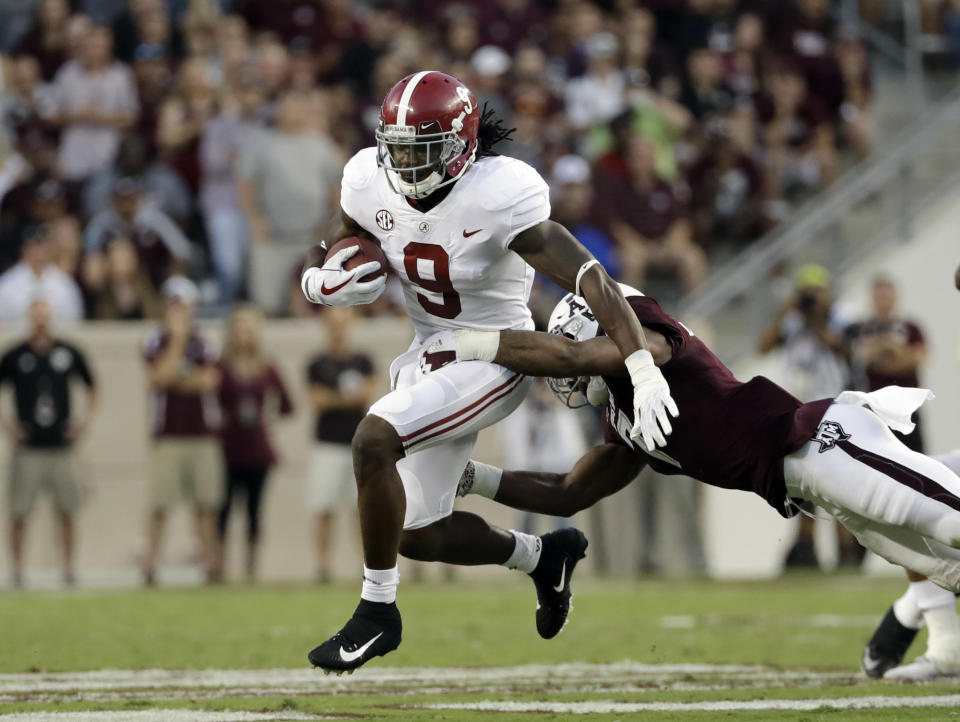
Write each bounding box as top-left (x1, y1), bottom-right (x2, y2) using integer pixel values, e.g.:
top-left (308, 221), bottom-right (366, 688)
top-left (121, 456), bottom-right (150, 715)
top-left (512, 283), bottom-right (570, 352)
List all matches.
top-left (375, 71), bottom-right (479, 199)
top-left (546, 284), bottom-right (642, 407)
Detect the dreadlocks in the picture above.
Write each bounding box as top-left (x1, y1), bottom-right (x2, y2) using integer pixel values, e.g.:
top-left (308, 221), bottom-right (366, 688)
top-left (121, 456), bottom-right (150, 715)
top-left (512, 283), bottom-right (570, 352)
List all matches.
top-left (476, 103), bottom-right (516, 158)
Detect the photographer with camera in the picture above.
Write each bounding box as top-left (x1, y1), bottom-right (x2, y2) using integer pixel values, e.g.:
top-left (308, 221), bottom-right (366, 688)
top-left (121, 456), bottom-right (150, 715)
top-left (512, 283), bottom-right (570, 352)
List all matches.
top-left (758, 264), bottom-right (858, 570)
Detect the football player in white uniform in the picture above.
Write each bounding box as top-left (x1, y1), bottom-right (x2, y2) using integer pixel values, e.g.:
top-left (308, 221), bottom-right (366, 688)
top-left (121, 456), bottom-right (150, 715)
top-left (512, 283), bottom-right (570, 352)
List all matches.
top-left (859, 264), bottom-right (960, 681)
top-left (299, 71), bottom-right (679, 671)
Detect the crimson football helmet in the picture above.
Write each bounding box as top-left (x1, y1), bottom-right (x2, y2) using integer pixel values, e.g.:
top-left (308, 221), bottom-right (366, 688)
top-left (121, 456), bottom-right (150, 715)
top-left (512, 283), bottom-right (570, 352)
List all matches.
top-left (375, 71), bottom-right (480, 199)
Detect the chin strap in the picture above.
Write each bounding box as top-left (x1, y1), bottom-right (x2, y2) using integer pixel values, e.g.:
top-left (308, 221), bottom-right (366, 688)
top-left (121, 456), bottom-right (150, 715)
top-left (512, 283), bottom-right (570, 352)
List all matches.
top-left (575, 259), bottom-right (601, 297)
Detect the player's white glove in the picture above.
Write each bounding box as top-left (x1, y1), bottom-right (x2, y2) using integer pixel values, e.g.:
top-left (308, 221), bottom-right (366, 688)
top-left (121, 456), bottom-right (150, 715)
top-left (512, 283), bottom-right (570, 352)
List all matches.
top-left (301, 245), bottom-right (386, 307)
top-left (417, 329), bottom-right (500, 375)
top-left (625, 349), bottom-right (678, 449)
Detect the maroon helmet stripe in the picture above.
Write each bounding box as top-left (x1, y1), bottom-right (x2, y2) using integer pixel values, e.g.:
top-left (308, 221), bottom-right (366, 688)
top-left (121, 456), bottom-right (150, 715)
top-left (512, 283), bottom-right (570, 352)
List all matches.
top-left (837, 439), bottom-right (960, 513)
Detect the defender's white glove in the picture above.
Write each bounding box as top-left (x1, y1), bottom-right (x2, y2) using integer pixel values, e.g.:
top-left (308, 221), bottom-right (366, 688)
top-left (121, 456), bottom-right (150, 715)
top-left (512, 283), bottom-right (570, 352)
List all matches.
top-left (301, 245), bottom-right (386, 307)
top-left (625, 349), bottom-right (678, 449)
top-left (417, 329), bottom-right (500, 375)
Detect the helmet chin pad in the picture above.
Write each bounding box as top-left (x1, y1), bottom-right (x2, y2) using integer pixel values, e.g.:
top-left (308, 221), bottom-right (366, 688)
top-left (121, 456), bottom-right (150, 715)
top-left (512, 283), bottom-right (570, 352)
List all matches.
top-left (397, 169), bottom-right (445, 199)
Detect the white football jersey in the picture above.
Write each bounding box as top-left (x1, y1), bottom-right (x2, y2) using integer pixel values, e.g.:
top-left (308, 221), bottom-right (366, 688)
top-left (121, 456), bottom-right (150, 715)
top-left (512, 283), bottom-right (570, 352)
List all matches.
top-left (340, 147), bottom-right (550, 341)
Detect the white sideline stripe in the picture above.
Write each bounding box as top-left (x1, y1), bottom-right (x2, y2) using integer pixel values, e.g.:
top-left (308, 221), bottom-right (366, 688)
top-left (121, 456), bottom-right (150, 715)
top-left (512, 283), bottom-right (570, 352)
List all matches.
top-left (426, 695), bottom-right (960, 714)
top-left (396, 71), bottom-right (430, 126)
top-left (660, 614), bottom-right (881, 629)
top-left (0, 712), bottom-right (323, 722)
top-left (0, 663), bottom-right (803, 694)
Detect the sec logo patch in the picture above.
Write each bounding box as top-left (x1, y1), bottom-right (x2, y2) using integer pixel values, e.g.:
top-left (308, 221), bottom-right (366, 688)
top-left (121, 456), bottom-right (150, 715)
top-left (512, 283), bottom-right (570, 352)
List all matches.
top-left (376, 209), bottom-right (394, 231)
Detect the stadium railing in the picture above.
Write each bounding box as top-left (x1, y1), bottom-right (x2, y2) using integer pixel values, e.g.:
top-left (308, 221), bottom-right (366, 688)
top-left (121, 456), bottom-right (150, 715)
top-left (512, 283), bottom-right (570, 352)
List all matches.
top-left (678, 84), bottom-right (960, 364)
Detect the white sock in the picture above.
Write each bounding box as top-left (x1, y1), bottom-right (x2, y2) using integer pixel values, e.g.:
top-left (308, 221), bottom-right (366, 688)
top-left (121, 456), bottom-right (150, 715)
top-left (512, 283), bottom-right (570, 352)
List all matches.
top-left (913, 579), bottom-right (955, 612)
top-left (893, 585), bottom-right (924, 630)
top-left (911, 580), bottom-right (960, 659)
top-left (503, 531), bottom-right (542, 574)
top-left (361, 565), bottom-right (399, 604)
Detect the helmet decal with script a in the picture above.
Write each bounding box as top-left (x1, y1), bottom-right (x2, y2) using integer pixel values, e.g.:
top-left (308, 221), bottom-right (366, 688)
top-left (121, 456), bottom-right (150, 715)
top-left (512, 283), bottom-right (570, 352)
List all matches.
top-left (546, 293), bottom-right (600, 408)
top-left (375, 71), bottom-right (480, 199)
top-left (545, 283), bottom-right (644, 408)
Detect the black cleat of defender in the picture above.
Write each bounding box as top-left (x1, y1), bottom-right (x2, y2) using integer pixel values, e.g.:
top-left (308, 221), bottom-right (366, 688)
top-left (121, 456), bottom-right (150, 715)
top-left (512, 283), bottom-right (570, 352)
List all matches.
top-left (308, 599), bottom-right (402, 673)
top-left (529, 527), bottom-right (588, 639)
top-left (861, 606), bottom-right (919, 678)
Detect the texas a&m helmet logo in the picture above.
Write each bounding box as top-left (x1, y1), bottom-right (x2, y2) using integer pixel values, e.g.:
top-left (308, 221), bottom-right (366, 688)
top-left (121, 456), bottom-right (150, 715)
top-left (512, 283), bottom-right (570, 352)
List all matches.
top-left (375, 209), bottom-right (394, 231)
top-left (813, 420), bottom-right (850, 453)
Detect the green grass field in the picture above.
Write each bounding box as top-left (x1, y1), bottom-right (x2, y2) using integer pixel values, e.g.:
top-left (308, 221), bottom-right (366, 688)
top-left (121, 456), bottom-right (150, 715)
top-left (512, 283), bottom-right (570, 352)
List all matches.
top-left (1, 574), bottom-right (958, 721)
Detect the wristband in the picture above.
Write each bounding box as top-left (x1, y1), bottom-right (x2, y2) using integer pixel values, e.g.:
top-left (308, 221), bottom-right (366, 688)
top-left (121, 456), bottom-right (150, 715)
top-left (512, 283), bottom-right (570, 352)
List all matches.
top-left (624, 348), bottom-right (655, 383)
top-left (575, 259), bottom-right (601, 297)
top-left (455, 330), bottom-right (500, 363)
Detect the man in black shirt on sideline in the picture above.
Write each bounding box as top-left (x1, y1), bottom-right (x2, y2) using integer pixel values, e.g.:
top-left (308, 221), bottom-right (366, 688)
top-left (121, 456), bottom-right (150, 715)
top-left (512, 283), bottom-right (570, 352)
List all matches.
top-left (0, 298), bottom-right (98, 587)
top-left (305, 308), bottom-right (374, 582)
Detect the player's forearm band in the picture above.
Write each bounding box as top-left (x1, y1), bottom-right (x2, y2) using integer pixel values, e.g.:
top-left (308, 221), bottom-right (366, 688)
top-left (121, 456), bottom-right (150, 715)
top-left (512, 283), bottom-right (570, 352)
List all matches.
top-left (471, 461), bottom-right (503, 499)
top-left (575, 259), bottom-right (601, 297)
top-left (455, 330), bottom-right (500, 363)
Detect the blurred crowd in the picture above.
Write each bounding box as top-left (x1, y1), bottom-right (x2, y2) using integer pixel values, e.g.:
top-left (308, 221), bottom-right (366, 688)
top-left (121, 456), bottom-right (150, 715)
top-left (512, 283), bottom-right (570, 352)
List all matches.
top-left (0, 0), bottom-right (877, 321)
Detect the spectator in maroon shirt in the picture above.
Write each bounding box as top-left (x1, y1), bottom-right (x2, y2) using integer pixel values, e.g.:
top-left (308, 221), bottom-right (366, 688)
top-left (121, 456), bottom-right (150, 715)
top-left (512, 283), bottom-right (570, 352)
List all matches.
top-left (213, 307), bottom-right (293, 582)
top-left (776, 0), bottom-right (844, 118)
top-left (86, 236), bottom-right (163, 320)
top-left (687, 115), bottom-right (766, 244)
top-left (835, 29), bottom-right (873, 159)
top-left (156, 57), bottom-right (217, 197)
top-left (680, 47), bottom-right (736, 121)
top-left (755, 62), bottom-right (837, 201)
top-left (594, 135), bottom-right (706, 293)
top-left (15, 0), bottom-right (70, 82)
top-left (141, 276), bottom-right (223, 585)
top-left (846, 276), bottom-right (929, 452)
top-left (2, 55), bottom-right (59, 171)
top-left (306, 307), bottom-right (374, 583)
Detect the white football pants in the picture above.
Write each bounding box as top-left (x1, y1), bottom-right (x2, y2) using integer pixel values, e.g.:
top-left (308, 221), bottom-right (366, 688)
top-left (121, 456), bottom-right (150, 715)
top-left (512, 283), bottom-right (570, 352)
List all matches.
top-left (369, 343), bottom-right (531, 530)
top-left (784, 402), bottom-right (960, 592)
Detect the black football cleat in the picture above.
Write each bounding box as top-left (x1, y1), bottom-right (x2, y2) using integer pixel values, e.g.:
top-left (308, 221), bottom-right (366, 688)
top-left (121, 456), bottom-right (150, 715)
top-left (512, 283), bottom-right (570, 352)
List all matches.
top-left (308, 599), bottom-right (402, 673)
top-left (861, 606), bottom-right (919, 679)
top-left (529, 527), bottom-right (588, 639)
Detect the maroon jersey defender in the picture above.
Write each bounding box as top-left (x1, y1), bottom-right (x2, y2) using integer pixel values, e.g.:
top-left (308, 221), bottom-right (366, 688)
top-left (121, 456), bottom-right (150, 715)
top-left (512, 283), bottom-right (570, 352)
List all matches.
top-left (598, 294), bottom-right (830, 517)
top-left (431, 286), bottom-right (960, 601)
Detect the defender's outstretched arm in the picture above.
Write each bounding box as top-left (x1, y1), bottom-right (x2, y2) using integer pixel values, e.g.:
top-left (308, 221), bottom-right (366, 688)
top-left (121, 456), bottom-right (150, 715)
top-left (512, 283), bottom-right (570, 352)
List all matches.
top-left (491, 329), bottom-right (673, 379)
top-left (493, 444), bottom-right (644, 517)
top-left (511, 220), bottom-right (649, 361)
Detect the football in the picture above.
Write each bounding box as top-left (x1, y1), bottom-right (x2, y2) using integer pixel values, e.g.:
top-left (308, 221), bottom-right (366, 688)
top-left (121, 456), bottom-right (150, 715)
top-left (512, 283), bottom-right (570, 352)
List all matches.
top-left (327, 236), bottom-right (388, 283)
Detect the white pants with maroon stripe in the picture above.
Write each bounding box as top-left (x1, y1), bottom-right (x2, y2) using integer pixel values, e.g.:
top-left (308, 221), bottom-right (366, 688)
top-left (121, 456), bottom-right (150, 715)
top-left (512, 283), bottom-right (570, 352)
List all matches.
top-left (784, 402), bottom-right (960, 591)
top-left (368, 344), bottom-right (531, 530)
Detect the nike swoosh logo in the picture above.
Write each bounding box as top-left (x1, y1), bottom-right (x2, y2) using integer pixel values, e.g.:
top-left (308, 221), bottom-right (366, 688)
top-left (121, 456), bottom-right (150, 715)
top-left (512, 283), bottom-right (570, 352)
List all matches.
top-left (462, 229), bottom-right (482, 237)
top-left (862, 650), bottom-right (883, 672)
top-left (553, 560), bottom-right (567, 592)
top-left (339, 632), bottom-right (383, 663)
top-left (320, 273), bottom-right (356, 296)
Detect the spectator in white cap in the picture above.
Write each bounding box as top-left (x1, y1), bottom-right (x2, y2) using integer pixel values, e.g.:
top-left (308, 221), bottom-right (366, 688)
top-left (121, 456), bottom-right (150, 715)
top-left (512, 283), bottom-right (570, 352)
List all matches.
top-left (549, 155), bottom-right (619, 277)
top-left (470, 45), bottom-right (512, 122)
top-left (564, 32), bottom-right (626, 131)
top-left (140, 273), bottom-right (223, 585)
